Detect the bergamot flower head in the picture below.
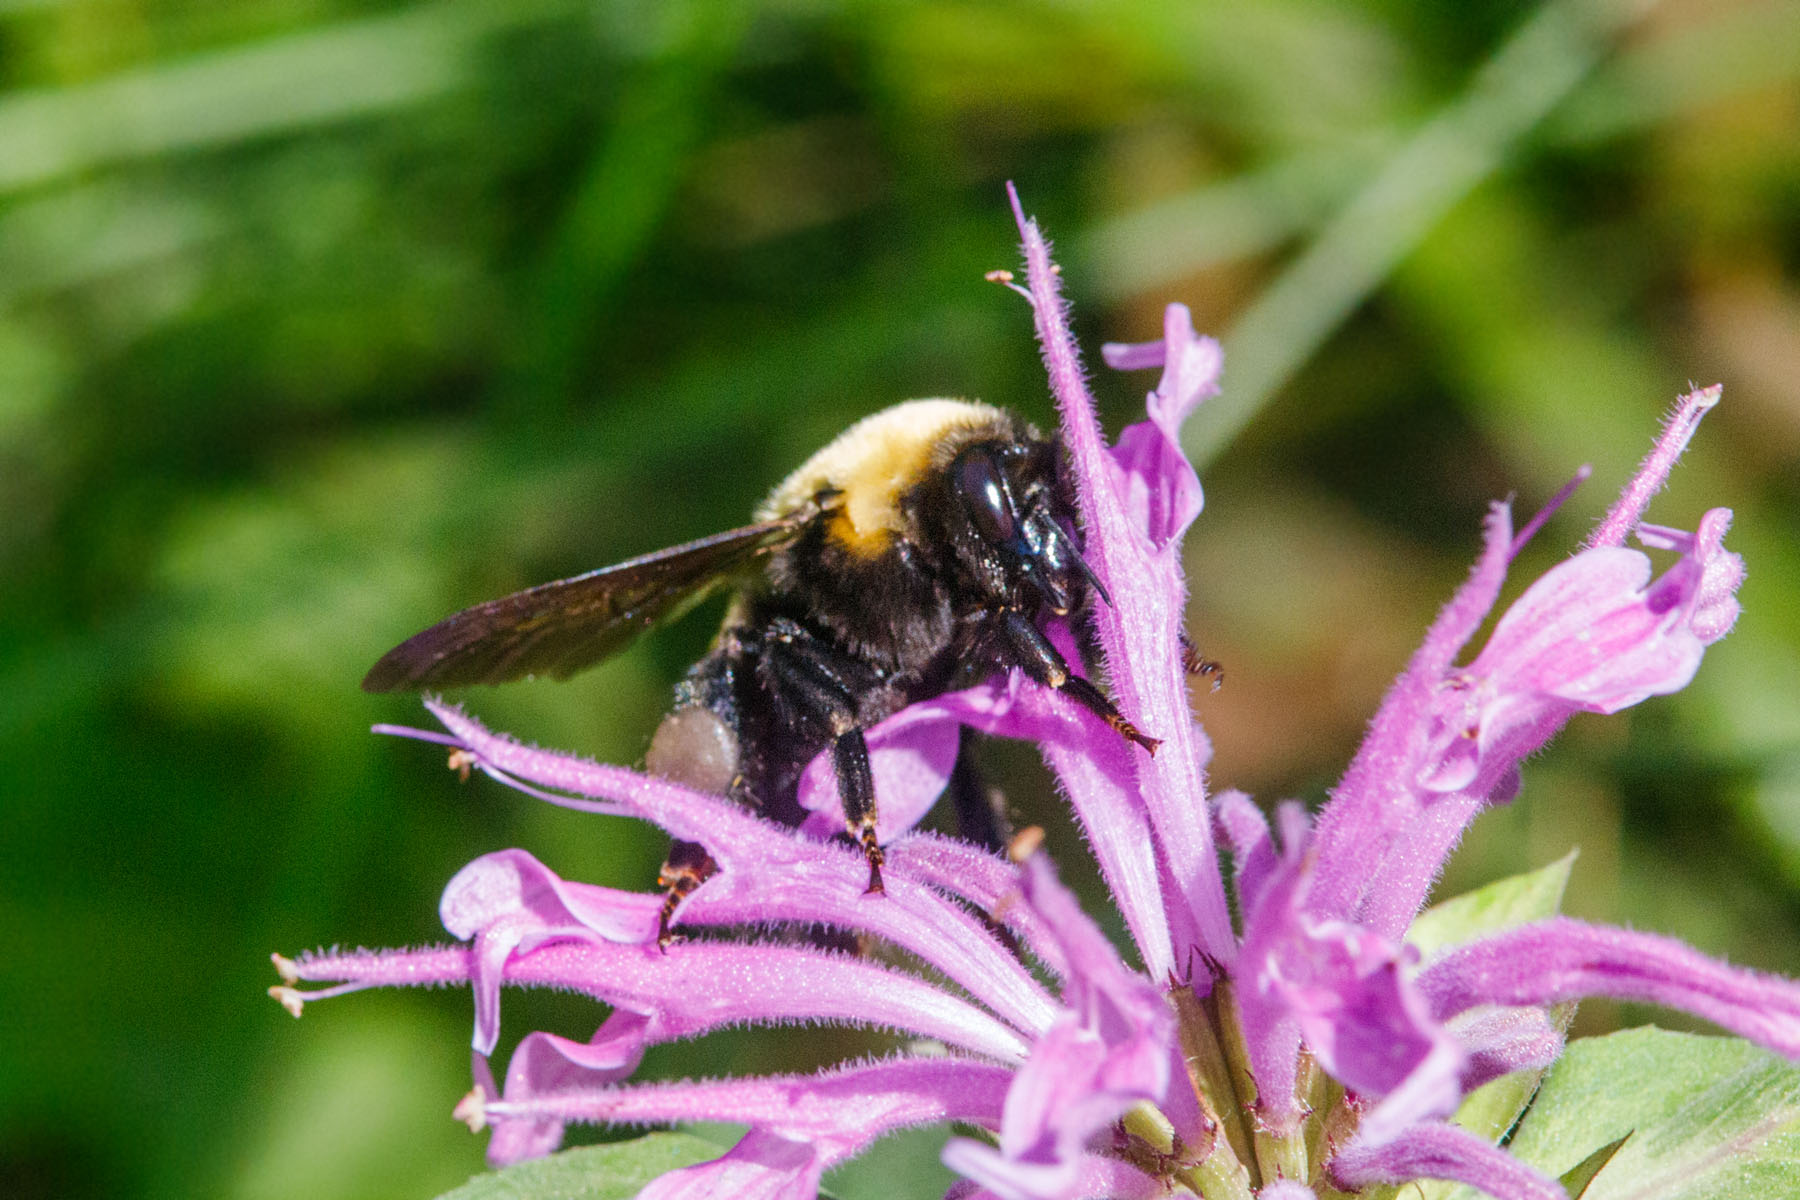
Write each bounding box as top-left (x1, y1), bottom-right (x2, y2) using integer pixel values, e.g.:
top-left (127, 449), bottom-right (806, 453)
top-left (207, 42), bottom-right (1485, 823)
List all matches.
top-left (274, 193), bottom-right (1794, 1200)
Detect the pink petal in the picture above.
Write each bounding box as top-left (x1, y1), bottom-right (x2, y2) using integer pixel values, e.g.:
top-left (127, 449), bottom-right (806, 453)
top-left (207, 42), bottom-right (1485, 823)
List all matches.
top-left (1330, 1121), bottom-right (1563, 1200)
top-left (1418, 918), bottom-right (1800, 1059)
top-left (1010, 187), bottom-right (1233, 973)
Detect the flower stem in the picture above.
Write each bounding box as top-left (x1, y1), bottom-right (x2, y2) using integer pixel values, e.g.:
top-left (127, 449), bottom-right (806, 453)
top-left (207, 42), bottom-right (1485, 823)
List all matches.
top-left (1176, 1149), bottom-right (1256, 1200)
top-left (1312, 1093), bottom-right (1366, 1200)
top-left (1209, 980), bottom-right (1313, 1187)
top-left (1174, 985), bottom-right (1256, 1174)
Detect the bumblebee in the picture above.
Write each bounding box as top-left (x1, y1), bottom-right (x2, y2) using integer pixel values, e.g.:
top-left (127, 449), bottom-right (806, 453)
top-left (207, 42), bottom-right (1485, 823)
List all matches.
top-left (364, 400), bottom-right (1158, 935)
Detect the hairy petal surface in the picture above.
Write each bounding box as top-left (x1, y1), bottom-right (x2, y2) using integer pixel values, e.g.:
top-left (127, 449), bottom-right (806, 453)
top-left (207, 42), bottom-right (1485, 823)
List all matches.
top-left (902, 674), bottom-right (1171, 980)
top-left (478, 1015), bottom-right (649, 1164)
top-left (1235, 817), bottom-right (1463, 1138)
top-left (275, 943), bottom-right (472, 1002)
top-left (1309, 387), bottom-right (1740, 943)
top-left (1419, 514), bottom-right (1742, 801)
top-left (1450, 1007), bottom-right (1565, 1092)
top-left (438, 849), bottom-right (663, 1053)
top-left (1331, 1121), bottom-right (1564, 1200)
top-left (1100, 299), bottom-right (1220, 549)
top-left (476, 1057), bottom-right (1013, 1199)
top-left (490, 928), bottom-right (1029, 1058)
top-left (296, 926), bottom-right (1033, 1169)
top-left (417, 702), bottom-right (1059, 1038)
top-left (1307, 505), bottom-right (1515, 929)
top-left (941, 1155), bottom-right (1170, 1200)
top-left (1418, 918), bottom-right (1800, 1058)
top-left (1588, 384), bottom-right (1720, 548)
top-left (1011, 187), bottom-right (1233, 975)
top-left (941, 856), bottom-right (1172, 1200)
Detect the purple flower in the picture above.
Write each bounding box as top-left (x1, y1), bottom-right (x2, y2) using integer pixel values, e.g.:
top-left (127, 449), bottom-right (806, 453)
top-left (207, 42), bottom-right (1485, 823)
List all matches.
top-left (1302, 389), bottom-right (1742, 945)
top-left (1232, 807), bottom-right (1466, 1147)
top-left (275, 196), bottom-right (1794, 1200)
top-left (940, 855), bottom-right (1173, 1200)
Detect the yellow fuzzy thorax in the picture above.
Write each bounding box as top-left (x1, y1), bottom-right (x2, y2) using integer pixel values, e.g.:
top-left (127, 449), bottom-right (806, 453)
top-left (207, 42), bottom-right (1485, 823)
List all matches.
top-left (757, 399), bottom-right (1009, 558)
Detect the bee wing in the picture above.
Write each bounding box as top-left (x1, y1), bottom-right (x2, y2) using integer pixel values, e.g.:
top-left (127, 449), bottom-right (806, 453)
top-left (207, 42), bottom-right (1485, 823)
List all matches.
top-left (361, 508), bottom-right (819, 692)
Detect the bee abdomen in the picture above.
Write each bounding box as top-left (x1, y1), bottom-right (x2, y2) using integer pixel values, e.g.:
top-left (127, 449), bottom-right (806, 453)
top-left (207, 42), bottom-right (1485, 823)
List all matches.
top-left (646, 704), bottom-right (740, 796)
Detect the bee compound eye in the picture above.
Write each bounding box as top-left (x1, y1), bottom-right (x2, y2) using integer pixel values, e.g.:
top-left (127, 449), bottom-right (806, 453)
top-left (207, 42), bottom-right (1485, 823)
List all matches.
top-left (952, 444), bottom-right (1018, 546)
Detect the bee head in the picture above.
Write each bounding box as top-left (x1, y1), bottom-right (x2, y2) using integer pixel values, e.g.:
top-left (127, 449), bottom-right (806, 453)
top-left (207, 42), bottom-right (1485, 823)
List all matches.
top-left (948, 440), bottom-right (1108, 617)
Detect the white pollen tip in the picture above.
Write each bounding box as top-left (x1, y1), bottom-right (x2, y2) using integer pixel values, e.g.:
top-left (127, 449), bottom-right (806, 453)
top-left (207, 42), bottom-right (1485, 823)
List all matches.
top-left (453, 1087), bottom-right (490, 1133)
top-left (1008, 825), bottom-right (1046, 863)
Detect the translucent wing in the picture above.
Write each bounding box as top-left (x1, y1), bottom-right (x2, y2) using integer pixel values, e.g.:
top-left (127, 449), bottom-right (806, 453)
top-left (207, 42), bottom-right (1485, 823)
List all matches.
top-left (361, 508), bottom-right (818, 692)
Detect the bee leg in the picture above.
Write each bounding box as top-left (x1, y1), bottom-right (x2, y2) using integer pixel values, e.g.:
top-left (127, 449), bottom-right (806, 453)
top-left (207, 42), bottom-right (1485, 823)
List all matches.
top-left (947, 727), bottom-right (1011, 852)
top-left (655, 839), bottom-right (717, 949)
top-left (1178, 631), bottom-right (1224, 690)
top-left (944, 730), bottom-right (1024, 954)
top-left (999, 609), bottom-right (1160, 754)
top-left (757, 622), bottom-right (889, 893)
top-left (832, 728), bottom-right (885, 894)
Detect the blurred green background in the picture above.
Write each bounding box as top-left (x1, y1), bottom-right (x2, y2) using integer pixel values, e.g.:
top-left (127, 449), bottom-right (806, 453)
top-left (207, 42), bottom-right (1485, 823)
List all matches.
top-left (2, 0), bottom-right (1797, 1196)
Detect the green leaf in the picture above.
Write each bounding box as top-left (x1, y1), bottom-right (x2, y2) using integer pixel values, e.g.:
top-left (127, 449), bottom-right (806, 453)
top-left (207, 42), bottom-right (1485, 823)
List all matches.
top-left (824, 1123), bottom-right (956, 1200)
top-left (1505, 1027), bottom-right (1800, 1199)
top-left (1405, 851), bottom-right (1575, 963)
top-left (1560, 1133), bottom-right (1629, 1198)
top-left (433, 1133), bottom-right (728, 1200)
